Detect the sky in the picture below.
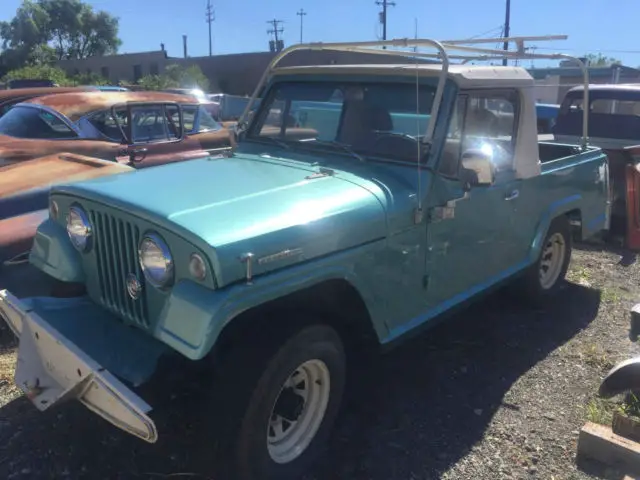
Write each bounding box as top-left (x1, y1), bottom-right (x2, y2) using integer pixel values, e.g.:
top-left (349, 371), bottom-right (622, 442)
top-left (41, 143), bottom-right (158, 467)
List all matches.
top-left (3, 0), bottom-right (640, 67)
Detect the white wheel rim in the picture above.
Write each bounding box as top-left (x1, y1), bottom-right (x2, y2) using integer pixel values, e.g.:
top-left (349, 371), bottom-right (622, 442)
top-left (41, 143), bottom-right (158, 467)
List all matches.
top-left (267, 359), bottom-right (331, 464)
top-left (539, 232), bottom-right (566, 289)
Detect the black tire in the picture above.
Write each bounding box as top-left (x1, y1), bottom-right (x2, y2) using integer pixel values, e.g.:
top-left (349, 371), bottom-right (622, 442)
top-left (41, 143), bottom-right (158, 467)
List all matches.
top-left (517, 215), bottom-right (572, 300)
top-left (209, 322), bottom-right (346, 480)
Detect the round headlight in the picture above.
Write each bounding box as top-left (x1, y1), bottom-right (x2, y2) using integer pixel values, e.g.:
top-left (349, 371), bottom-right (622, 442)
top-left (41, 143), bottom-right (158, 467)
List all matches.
top-left (49, 199), bottom-right (59, 221)
top-left (66, 206), bottom-right (92, 252)
top-left (189, 253), bottom-right (207, 281)
top-left (139, 233), bottom-right (173, 288)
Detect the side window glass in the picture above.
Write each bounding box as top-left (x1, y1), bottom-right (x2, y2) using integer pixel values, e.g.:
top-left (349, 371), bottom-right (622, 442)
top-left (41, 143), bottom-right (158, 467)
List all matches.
top-left (180, 106), bottom-right (197, 133)
top-left (461, 91), bottom-right (517, 174)
top-left (89, 109), bottom-right (127, 141)
top-left (130, 105), bottom-right (179, 143)
top-left (439, 95), bottom-right (467, 178)
top-left (196, 105), bottom-right (222, 132)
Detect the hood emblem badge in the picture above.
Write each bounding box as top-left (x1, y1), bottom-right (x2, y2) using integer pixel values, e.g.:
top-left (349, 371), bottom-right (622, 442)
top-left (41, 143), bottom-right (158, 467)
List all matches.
top-left (126, 273), bottom-right (143, 300)
top-left (258, 248), bottom-right (304, 265)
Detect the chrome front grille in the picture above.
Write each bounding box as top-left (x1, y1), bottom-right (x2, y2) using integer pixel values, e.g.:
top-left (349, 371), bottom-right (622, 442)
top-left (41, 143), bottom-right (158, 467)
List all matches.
top-left (90, 210), bottom-right (149, 327)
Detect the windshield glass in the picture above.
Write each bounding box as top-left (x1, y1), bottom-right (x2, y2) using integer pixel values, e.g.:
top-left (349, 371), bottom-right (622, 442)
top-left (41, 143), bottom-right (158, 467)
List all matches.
top-left (0, 105), bottom-right (77, 139)
top-left (247, 81), bottom-right (436, 162)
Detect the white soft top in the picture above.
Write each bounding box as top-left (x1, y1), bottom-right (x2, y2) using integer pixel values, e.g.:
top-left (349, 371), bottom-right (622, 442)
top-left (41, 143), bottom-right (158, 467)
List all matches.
top-left (273, 64), bottom-right (535, 89)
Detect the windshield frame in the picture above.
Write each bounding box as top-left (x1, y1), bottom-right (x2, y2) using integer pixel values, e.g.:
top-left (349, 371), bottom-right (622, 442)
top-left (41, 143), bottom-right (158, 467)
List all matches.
top-left (244, 77), bottom-right (440, 166)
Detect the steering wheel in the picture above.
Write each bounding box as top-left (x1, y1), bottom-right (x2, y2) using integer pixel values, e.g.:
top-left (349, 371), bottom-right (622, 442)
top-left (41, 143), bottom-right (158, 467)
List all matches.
top-left (372, 132), bottom-right (421, 159)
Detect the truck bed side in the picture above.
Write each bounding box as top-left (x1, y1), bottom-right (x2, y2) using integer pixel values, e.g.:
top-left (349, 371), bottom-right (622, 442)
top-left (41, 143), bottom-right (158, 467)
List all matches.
top-left (514, 145), bottom-right (609, 254)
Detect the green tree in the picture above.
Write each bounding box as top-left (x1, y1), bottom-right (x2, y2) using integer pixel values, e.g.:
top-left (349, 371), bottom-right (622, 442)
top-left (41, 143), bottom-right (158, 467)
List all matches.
top-left (0, 0), bottom-right (121, 73)
top-left (585, 53), bottom-right (622, 67)
top-left (1, 64), bottom-right (70, 85)
top-left (40, 0), bottom-right (121, 60)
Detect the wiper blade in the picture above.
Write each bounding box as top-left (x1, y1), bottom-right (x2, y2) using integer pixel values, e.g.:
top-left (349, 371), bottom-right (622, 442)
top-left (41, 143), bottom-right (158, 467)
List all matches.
top-left (253, 136), bottom-right (291, 149)
top-left (305, 139), bottom-right (365, 162)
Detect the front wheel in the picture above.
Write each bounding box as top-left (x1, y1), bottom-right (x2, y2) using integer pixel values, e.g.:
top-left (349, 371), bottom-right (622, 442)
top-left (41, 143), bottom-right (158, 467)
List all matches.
top-left (516, 215), bottom-right (572, 300)
top-left (210, 323), bottom-right (346, 480)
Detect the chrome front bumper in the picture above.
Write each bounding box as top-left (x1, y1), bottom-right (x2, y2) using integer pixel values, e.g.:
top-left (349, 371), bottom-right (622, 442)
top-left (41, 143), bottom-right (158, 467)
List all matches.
top-left (0, 290), bottom-right (158, 442)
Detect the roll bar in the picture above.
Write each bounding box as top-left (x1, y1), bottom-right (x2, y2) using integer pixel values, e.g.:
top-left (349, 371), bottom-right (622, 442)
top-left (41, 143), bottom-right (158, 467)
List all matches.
top-left (237, 35), bottom-right (589, 149)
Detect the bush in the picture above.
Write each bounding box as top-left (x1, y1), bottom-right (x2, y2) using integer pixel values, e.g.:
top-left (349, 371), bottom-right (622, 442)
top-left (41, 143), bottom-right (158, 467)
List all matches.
top-left (1, 65), bottom-right (70, 86)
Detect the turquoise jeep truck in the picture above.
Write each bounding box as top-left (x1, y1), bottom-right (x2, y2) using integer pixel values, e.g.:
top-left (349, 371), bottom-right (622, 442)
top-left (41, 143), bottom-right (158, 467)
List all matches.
top-left (0, 38), bottom-right (609, 480)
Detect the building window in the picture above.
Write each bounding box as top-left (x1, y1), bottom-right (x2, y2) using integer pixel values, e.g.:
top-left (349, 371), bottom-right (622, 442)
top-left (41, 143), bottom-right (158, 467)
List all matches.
top-left (101, 66), bottom-right (110, 80)
top-left (133, 64), bottom-right (142, 82)
top-left (150, 63), bottom-right (159, 75)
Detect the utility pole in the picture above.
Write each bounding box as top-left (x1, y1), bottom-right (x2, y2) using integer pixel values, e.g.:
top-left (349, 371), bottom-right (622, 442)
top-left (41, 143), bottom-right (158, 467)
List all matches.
top-left (296, 9), bottom-right (307, 44)
top-left (375, 0), bottom-right (396, 44)
top-left (502, 0), bottom-right (511, 66)
top-left (206, 0), bottom-right (215, 56)
top-left (267, 19), bottom-right (284, 52)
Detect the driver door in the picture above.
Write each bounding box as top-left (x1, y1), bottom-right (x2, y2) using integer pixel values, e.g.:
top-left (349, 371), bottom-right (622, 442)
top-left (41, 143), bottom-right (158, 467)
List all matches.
top-left (424, 90), bottom-right (522, 308)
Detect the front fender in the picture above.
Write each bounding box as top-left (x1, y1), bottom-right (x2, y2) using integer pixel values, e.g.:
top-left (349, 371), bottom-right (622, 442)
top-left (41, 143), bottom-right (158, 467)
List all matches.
top-left (154, 241), bottom-right (384, 360)
top-left (29, 218), bottom-right (84, 283)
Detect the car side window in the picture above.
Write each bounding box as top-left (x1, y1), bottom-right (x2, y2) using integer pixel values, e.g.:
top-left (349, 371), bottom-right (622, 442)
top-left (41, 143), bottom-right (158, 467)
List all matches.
top-left (89, 109), bottom-right (128, 141)
top-left (439, 90), bottom-right (518, 178)
top-left (462, 90), bottom-right (518, 173)
top-left (439, 95), bottom-right (467, 178)
top-left (130, 105), bottom-right (179, 143)
top-left (0, 105), bottom-right (77, 139)
top-left (171, 105), bottom-right (221, 134)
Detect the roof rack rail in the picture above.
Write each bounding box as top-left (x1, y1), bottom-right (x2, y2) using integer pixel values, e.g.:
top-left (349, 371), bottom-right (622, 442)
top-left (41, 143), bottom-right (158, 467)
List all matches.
top-left (238, 35), bottom-right (589, 149)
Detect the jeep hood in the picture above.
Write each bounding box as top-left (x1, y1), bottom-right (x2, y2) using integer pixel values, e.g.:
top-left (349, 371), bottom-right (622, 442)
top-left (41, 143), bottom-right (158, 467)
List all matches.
top-left (54, 153), bottom-right (387, 285)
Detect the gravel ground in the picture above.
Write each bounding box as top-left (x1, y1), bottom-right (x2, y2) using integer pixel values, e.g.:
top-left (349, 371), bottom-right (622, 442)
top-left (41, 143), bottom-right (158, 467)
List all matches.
top-left (0, 243), bottom-right (639, 479)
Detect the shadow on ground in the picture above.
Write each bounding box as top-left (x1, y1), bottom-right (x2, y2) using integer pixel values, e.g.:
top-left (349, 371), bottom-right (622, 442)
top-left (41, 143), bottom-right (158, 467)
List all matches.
top-left (0, 281), bottom-right (601, 479)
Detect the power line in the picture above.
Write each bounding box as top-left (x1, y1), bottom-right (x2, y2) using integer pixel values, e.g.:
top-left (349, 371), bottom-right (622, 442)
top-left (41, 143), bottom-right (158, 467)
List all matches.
top-left (267, 19), bottom-right (284, 52)
top-left (205, 0), bottom-right (215, 56)
top-left (296, 9), bottom-right (307, 44)
top-left (375, 0), bottom-right (395, 47)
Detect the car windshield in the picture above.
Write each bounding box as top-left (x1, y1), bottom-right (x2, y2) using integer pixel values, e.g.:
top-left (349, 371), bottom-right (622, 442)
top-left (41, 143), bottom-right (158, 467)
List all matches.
top-left (247, 81), bottom-right (436, 163)
top-left (0, 105), bottom-right (77, 139)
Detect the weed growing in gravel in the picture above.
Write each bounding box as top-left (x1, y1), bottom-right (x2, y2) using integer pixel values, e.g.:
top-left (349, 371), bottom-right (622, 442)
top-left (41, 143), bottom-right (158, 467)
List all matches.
top-left (585, 398), bottom-right (616, 425)
top-left (580, 344), bottom-right (615, 371)
top-left (568, 266), bottom-right (592, 286)
top-left (600, 287), bottom-right (621, 303)
top-left (618, 393), bottom-right (640, 421)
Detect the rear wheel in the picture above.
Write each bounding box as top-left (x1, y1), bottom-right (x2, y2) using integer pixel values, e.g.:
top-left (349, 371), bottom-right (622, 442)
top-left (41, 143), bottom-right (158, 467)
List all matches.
top-left (210, 322), bottom-right (346, 480)
top-left (517, 215), bottom-right (572, 300)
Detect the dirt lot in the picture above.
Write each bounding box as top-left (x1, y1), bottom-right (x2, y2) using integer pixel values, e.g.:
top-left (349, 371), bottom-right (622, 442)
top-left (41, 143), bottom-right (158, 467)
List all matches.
top-left (0, 243), bottom-right (639, 479)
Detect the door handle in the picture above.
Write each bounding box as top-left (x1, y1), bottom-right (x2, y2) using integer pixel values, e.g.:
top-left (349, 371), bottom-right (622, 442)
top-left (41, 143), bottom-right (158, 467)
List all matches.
top-left (504, 190), bottom-right (520, 201)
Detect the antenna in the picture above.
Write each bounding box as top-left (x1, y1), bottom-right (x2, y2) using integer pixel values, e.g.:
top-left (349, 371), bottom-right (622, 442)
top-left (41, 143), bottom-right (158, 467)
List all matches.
top-left (267, 19), bottom-right (285, 52)
top-left (206, 0), bottom-right (215, 56)
top-left (297, 9), bottom-right (307, 44)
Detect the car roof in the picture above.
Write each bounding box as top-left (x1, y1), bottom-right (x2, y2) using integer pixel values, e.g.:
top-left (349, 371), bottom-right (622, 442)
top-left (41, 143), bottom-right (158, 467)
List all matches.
top-left (568, 83), bottom-right (640, 93)
top-left (23, 91), bottom-right (204, 121)
top-left (272, 63), bottom-right (535, 88)
top-left (0, 86), bottom-right (95, 102)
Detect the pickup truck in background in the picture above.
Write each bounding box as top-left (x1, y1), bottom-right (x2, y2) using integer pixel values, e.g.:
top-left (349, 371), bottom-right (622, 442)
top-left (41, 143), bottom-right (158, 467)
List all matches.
top-left (0, 37), bottom-right (610, 480)
top-left (554, 84), bottom-right (640, 249)
top-left (536, 103), bottom-right (560, 134)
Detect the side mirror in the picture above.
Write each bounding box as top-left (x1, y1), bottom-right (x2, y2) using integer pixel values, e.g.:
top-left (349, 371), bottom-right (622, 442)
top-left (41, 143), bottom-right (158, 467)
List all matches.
top-left (459, 149), bottom-right (496, 187)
